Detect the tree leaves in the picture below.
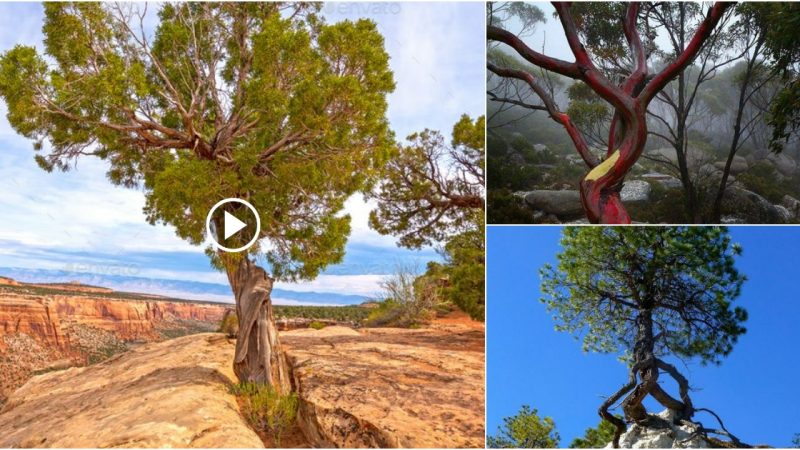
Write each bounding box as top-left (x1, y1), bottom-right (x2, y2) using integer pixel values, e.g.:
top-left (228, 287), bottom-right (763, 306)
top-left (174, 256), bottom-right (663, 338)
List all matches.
top-left (540, 227), bottom-right (748, 365)
top-left (0, 2), bottom-right (395, 282)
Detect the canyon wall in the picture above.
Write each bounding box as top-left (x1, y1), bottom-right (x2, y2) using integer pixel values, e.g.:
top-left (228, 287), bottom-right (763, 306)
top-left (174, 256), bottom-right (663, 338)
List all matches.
top-left (0, 282), bottom-right (231, 403)
top-left (0, 293), bottom-right (229, 350)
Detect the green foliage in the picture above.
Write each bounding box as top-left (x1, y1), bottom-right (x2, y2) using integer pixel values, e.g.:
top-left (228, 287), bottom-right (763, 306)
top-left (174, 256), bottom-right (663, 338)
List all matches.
top-left (369, 115), bottom-right (484, 249)
top-left (541, 227), bottom-right (747, 365)
top-left (0, 3), bottom-right (395, 282)
top-left (487, 189), bottom-right (537, 224)
top-left (308, 320), bottom-right (326, 330)
top-left (229, 382), bottom-right (298, 446)
top-left (792, 432), bottom-right (800, 448)
top-left (737, 2), bottom-right (800, 152)
top-left (427, 226), bottom-right (485, 321)
top-left (487, 405), bottom-right (560, 448)
top-left (273, 305), bottom-right (371, 323)
top-left (569, 418), bottom-right (618, 448)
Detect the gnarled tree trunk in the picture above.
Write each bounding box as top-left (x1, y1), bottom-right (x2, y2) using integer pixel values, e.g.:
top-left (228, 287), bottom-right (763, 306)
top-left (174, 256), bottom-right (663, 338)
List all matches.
top-left (227, 257), bottom-right (291, 393)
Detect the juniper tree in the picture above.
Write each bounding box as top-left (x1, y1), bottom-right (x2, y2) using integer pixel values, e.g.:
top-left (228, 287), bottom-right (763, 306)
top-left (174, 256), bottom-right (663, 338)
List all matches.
top-left (541, 227), bottom-right (748, 447)
top-left (0, 3), bottom-right (394, 391)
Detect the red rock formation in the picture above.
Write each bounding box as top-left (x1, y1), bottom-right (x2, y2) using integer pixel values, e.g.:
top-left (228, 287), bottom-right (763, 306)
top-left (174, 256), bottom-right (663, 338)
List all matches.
top-left (0, 290), bottom-right (230, 349)
top-left (0, 296), bottom-right (65, 350)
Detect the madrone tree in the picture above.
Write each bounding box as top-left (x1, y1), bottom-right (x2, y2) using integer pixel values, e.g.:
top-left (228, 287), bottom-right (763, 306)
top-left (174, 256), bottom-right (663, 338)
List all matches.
top-left (0, 3), bottom-right (394, 391)
top-left (488, 2), bottom-right (733, 223)
top-left (541, 227), bottom-right (748, 447)
top-left (368, 115), bottom-right (486, 320)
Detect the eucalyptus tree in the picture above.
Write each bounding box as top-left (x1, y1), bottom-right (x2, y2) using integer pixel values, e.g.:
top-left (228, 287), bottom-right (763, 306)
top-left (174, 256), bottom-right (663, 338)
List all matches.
top-left (541, 227), bottom-right (748, 447)
top-left (488, 2), bottom-right (733, 223)
top-left (0, 3), bottom-right (395, 391)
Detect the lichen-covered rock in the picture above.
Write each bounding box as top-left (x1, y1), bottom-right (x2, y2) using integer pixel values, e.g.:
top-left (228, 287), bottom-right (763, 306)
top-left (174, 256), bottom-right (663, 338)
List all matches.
top-left (621, 180), bottom-right (651, 203)
top-left (606, 410), bottom-right (710, 449)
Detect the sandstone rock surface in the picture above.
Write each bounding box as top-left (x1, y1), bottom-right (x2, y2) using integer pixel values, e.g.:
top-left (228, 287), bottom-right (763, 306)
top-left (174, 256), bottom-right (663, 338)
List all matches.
top-left (0, 333), bottom-right (263, 448)
top-left (282, 320), bottom-right (485, 448)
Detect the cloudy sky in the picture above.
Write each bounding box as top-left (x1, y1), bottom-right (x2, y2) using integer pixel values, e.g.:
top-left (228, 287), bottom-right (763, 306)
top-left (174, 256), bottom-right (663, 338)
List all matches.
top-left (0, 2), bottom-right (485, 305)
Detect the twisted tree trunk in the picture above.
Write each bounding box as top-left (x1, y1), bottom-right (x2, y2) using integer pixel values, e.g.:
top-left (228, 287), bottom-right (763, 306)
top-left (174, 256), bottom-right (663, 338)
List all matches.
top-left (600, 308), bottom-right (696, 448)
top-left (227, 257), bottom-right (291, 393)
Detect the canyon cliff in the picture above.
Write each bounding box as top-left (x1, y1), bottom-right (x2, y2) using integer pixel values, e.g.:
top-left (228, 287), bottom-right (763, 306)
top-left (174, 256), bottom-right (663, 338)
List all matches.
top-left (0, 278), bottom-right (230, 403)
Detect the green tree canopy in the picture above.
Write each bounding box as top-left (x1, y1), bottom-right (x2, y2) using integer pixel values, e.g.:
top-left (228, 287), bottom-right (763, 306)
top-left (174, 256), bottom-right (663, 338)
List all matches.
top-left (368, 115), bottom-right (484, 249)
top-left (540, 226), bottom-right (748, 447)
top-left (541, 226), bottom-right (747, 365)
top-left (0, 2), bottom-right (395, 282)
top-left (569, 417), bottom-right (618, 448)
top-left (487, 405), bottom-right (560, 449)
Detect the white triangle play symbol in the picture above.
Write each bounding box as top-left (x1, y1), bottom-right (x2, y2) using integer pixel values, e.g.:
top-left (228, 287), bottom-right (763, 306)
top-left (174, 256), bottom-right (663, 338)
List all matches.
top-left (223, 211), bottom-right (247, 240)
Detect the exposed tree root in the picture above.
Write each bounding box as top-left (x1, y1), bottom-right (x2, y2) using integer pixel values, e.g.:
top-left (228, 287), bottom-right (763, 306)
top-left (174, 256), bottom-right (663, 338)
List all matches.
top-left (599, 356), bottom-right (745, 448)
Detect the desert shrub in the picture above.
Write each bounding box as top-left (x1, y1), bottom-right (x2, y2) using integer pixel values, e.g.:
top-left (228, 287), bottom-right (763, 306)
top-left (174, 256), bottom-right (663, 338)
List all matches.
top-left (218, 310), bottom-right (238, 338)
top-left (308, 321), bottom-right (326, 330)
top-left (365, 265), bottom-right (445, 328)
top-left (229, 382), bottom-right (298, 446)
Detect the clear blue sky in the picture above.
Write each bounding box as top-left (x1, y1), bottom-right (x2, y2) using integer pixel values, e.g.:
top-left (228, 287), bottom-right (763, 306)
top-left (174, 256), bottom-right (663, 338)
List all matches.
top-left (487, 226), bottom-right (800, 447)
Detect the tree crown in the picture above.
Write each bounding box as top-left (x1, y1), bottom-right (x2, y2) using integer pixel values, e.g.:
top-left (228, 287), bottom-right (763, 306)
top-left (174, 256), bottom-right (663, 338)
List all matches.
top-left (540, 226), bottom-right (747, 365)
top-left (0, 2), bottom-right (395, 281)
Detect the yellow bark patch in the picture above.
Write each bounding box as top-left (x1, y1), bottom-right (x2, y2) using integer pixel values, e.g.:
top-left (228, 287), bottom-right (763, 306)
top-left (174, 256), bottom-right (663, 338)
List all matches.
top-left (585, 149), bottom-right (620, 181)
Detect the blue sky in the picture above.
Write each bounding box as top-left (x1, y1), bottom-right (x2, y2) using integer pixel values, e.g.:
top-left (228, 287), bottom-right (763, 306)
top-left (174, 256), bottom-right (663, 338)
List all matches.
top-left (0, 3), bottom-right (484, 305)
top-left (487, 226), bottom-right (800, 447)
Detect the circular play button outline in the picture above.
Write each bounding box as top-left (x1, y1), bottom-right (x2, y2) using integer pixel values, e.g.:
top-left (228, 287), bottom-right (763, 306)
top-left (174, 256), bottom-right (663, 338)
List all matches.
top-left (205, 198), bottom-right (261, 253)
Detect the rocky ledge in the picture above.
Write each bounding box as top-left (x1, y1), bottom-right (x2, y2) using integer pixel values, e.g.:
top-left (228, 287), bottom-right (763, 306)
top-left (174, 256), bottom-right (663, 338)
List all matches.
top-left (283, 323), bottom-right (485, 448)
top-left (0, 321), bottom-right (485, 448)
top-left (0, 333), bottom-right (263, 448)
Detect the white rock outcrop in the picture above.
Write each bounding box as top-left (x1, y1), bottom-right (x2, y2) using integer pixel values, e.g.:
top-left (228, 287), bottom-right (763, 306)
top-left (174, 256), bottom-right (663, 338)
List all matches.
top-left (605, 410), bottom-right (710, 449)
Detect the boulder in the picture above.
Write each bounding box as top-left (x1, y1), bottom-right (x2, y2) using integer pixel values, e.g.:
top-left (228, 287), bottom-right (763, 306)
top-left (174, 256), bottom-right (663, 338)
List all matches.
top-left (605, 409), bottom-right (710, 448)
top-left (523, 190), bottom-right (584, 218)
top-left (767, 153), bottom-right (797, 177)
top-left (640, 173), bottom-right (682, 190)
top-left (721, 187), bottom-right (789, 223)
top-left (621, 180), bottom-right (651, 203)
top-left (775, 205), bottom-right (793, 223)
top-left (713, 155), bottom-right (748, 174)
top-left (781, 195), bottom-right (800, 220)
top-left (533, 143), bottom-right (548, 152)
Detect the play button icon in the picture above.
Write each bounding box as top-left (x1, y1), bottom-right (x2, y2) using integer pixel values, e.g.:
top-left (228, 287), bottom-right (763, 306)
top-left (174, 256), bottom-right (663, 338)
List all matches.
top-left (223, 211), bottom-right (247, 240)
top-left (205, 198), bottom-right (261, 253)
